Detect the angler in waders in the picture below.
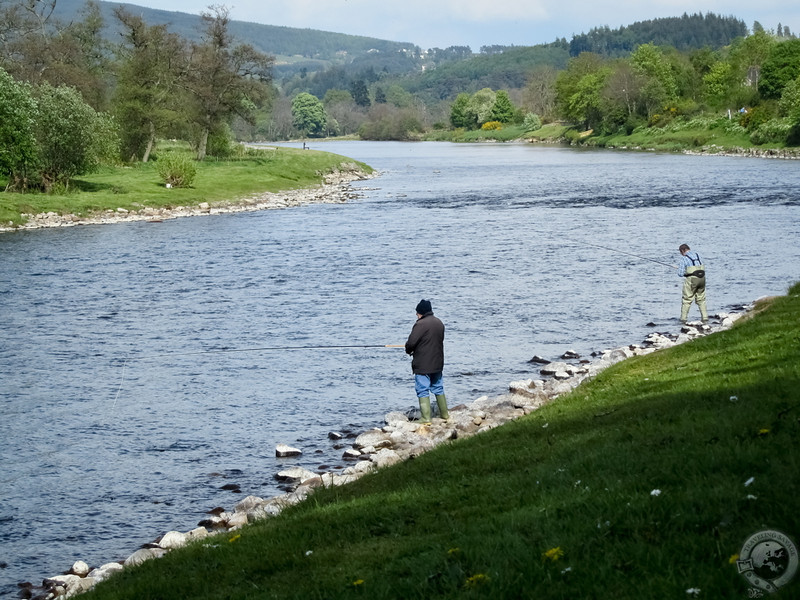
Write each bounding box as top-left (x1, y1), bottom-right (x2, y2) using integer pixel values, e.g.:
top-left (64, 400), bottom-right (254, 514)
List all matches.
top-left (678, 244), bottom-right (708, 323)
top-left (405, 299), bottom-right (449, 424)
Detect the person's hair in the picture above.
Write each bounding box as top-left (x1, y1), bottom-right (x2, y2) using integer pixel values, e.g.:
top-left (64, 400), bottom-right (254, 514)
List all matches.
top-left (679, 244), bottom-right (690, 253)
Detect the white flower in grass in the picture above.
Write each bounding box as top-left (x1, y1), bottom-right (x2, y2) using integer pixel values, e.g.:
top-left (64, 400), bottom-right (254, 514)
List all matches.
top-left (729, 395), bottom-right (738, 402)
top-left (686, 587), bottom-right (701, 596)
top-left (744, 477), bottom-right (755, 487)
top-left (746, 495), bottom-right (757, 500)
top-left (650, 489), bottom-right (662, 497)
top-left (561, 567), bottom-right (572, 574)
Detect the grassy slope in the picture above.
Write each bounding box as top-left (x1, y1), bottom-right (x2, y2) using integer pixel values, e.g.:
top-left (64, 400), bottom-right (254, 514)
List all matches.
top-left (0, 146), bottom-right (372, 226)
top-left (84, 283), bottom-right (800, 599)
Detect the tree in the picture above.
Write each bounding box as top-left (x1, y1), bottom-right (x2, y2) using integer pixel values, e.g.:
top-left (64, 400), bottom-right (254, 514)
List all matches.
top-left (32, 82), bottom-right (118, 191)
top-left (112, 7), bottom-right (183, 162)
top-left (491, 90), bottom-right (515, 123)
top-left (759, 40), bottom-right (800, 99)
top-left (180, 5), bottom-right (273, 160)
top-left (555, 52), bottom-right (606, 122)
top-left (523, 65), bottom-right (558, 121)
top-left (350, 78), bottom-right (371, 107)
top-left (0, 67), bottom-right (37, 190)
top-left (466, 88), bottom-right (497, 126)
top-left (291, 92), bottom-right (326, 137)
top-left (729, 30), bottom-right (775, 89)
top-left (702, 61), bottom-right (734, 108)
top-left (449, 93), bottom-right (472, 128)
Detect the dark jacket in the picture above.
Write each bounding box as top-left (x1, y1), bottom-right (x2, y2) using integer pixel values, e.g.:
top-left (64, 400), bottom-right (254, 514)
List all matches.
top-left (405, 312), bottom-right (445, 374)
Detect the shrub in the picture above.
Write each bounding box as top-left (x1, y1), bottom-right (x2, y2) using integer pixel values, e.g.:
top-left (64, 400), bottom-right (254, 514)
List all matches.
top-left (749, 118), bottom-right (793, 145)
top-left (481, 121), bottom-right (502, 131)
top-left (156, 152), bottom-right (197, 188)
top-left (523, 113), bottom-right (542, 132)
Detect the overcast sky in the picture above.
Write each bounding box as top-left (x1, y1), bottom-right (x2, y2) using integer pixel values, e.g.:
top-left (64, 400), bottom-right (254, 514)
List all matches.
top-left (127, 0), bottom-right (799, 50)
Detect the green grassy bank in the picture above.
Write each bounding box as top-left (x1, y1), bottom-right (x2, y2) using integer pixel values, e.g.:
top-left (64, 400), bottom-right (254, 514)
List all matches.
top-left (424, 117), bottom-right (800, 156)
top-left (0, 144), bottom-right (372, 227)
top-left (84, 283), bottom-right (800, 599)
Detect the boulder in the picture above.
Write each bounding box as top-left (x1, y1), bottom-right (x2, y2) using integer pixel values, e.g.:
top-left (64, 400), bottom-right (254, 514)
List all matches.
top-left (275, 466), bottom-right (318, 483)
top-left (70, 561), bottom-right (90, 577)
top-left (353, 430), bottom-right (392, 450)
top-left (158, 531), bottom-right (187, 549)
top-left (275, 443), bottom-right (302, 457)
top-left (124, 547), bottom-right (166, 567)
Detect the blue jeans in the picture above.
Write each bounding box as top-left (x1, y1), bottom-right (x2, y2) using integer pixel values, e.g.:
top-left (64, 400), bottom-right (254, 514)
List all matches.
top-left (415, 372), bottom-right (444, 398)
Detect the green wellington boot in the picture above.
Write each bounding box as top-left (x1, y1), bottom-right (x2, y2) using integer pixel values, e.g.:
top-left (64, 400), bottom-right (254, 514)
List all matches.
top-left (435, 394), bottom-right (449, 420)
top-left (418, 396), bottom-right (432, 423)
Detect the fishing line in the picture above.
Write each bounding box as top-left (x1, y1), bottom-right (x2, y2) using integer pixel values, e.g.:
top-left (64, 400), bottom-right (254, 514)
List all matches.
top-left (112, 343), bottom-right (405, 407)
top-left (560, 236), bottom-right (678, 270)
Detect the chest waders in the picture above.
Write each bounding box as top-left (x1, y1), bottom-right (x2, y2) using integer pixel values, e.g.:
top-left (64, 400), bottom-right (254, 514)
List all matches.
top-left (681, 253), bottom-right (708, 323)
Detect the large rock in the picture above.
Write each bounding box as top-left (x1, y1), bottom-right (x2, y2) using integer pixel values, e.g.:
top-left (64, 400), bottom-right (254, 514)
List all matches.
top-left (275, 466), bottom-right (318, 483)
top-left (124, 547), bottom-right (167, 567)
top-left (275, 443), bottom-right (302, 457)
top-left (353, 430), bottom-right (392, 450)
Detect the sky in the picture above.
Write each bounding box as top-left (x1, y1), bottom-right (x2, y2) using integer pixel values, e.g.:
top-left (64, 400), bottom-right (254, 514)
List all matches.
top-left (125, 0), bottom-right (800, 50)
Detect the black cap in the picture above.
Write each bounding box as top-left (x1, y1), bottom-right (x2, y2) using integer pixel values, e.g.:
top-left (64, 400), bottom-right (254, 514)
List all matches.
top-left (415, 299), bottom-right (432, 314)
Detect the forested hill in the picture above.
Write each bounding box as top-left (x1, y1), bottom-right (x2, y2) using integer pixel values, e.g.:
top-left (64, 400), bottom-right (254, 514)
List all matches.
top-left (569, 13), bottom-right (748, 57)
top-left (52, 0), bottom-right (417, 74)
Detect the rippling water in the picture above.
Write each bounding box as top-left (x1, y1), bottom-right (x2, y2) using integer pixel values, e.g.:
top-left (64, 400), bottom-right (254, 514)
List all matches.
top-left (1, 142), bottom-right (799, 594)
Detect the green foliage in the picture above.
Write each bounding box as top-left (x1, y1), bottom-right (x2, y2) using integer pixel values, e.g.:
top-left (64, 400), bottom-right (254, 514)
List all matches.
top-left (466, 87), bottom-right (497, 126)
top-left (33, 83), bottom-right (119, 191)
top-left (358, 105), bottom-right (423, 140)
top-left (759, 39), bottom-right (800, 99)
top-left (490, 90), bottom-right (515, 123)
top-left (156, 151), bottom-right (197, 188)
top-left (291, 92), bottom-right (327, 137)
top-left (779, 77), bottom-right (800, 122)
top-left (449, 93), bottom-right (474, 129)
top-left (0, 68), bottom-right (38, 190)
top-left (569, 13), bottom-right (747, 57)
top-left (523, 112), bottom-right (543, 131)
top-left (749, 118), bottom-right (793, 145)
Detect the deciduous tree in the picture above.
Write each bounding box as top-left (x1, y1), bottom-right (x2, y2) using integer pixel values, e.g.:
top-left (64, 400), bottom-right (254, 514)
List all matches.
top-left (180, 5), bottom-right (273, 160)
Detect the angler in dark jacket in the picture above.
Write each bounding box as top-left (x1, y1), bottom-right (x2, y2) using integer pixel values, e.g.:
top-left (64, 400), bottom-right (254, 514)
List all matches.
top-left (678, 243), bottom-right (708, 323)
top-left (405, 299), bottom-right (448, 423)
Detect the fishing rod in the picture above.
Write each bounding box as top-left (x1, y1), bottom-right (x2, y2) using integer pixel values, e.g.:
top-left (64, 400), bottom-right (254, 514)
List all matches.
top-left (563, 238), bottom-right (678, 270)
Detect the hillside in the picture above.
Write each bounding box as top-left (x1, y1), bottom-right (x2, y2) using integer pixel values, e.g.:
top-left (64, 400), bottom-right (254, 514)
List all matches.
top-left (51, 0), bottom-right (419, 78)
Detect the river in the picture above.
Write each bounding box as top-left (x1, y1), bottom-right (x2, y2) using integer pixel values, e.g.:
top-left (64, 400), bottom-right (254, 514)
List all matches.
top-left (1, 141), bottom-right (799, 594)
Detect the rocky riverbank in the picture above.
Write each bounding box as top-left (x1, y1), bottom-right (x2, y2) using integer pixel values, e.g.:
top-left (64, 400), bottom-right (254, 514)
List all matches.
top-left (17, 306), bottom-right (755, 599)
top-left (0, 166), bottom-right (374, 234)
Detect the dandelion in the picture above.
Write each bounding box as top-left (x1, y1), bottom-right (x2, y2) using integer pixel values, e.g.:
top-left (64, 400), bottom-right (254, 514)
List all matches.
top-left (542, 547), bottom-right (564, 562)
top-left (686, 587), bottom-right (701, 596)
top-left (465, 573), bottom-right (489, 587)
top-left (447, 547), bottom-right (460, 556)
top-left (352, 579), bottom-right (365, 587)
top-left (228, 534), bottom-right (241, 543)
top-left (744, 477), bottom-right (755, 487)
top-left (758, 428), bottom-right (769, 436)
top-left (651, 489), bottom-right (662, 497)
top-left (729, 554), bottom-right (740, 564)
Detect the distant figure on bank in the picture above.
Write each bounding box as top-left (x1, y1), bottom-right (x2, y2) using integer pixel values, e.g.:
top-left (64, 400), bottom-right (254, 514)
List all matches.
top-left (405, 299), bottom-right (449, 423)
top-left (678, 243), bottom-right (708, 323)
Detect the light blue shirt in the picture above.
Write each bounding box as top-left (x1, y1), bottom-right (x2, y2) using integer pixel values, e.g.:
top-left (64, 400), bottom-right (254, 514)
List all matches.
top-left (679, 251), bottom-right (703, 277)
